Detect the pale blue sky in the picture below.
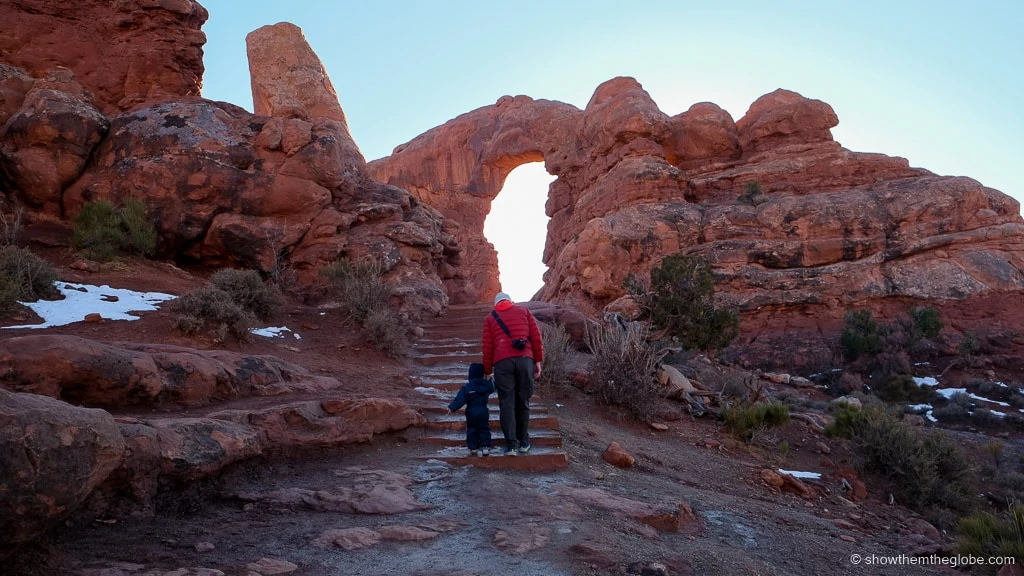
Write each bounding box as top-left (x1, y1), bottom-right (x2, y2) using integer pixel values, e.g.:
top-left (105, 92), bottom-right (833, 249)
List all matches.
top-left (201, 0), bottom-right (1023, 298)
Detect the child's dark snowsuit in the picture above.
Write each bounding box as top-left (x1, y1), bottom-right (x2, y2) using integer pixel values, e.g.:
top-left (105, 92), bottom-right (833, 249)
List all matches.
top-left (448, 362), bottom-right (495, 451)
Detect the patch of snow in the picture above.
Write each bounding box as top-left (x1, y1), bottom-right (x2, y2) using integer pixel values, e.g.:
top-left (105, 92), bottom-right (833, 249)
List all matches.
top-left (5, 282), bottom-right (175, 329)
top-left (251, 326), bottom-right (293, 338)
top-left (913, 376), bottom-right (940, 387)
top-left (778, 469), bottom-right (821, 480)
top-left (907, 404), bottom-right (933, 412)
top-left (293, 332), bottom-right (302, 340)
top-left (555, 403), bottom-right (564, 408)
top-left (914, 362), bottom-right (931, 366)
top-left (988, 410), bottom-right (1007, 418)
top-left (968, 393), bottom-right (1010, 407)
top-left (414, 387), bottom-right (449, 399)
top-left (995, 381), bottom-right (1009, 388)
top-left (926, 411), bottom-right (938, 422)
top-left (809, 368), bottom-right (843, 378)
top-left (936, 388), bottom-right (967, 399)
top-left (319, 312), bottom-right (326, 316)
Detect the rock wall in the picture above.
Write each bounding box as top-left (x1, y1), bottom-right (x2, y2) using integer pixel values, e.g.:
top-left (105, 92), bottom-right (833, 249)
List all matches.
top-left (0, 0), bottom-right (209, 115)
top-left (369, 78), bottom-right (1024, 364)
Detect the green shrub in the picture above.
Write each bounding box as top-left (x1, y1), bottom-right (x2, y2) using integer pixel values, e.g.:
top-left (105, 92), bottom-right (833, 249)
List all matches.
top-left (586, 322), bottom-right (663, 420)
top-left (170, 286), bottom-right (255, 342)
top-left (960, 332), bottom-right (981, 360)
top-left (835, 405), bottom-right (977, 522)
top-left (210, 268), bottom-right (280, 321)
top-left (875, 374), bottom-right (932, 403)
top-left (72, 200), bottom-right (123, 262)
top-left (628, 254), bottom-right (739, 353)
top-left (72, 198), bottom-right (158, 262)
top-left (320, 257), bottom-right (390, 322)
top-left (957, 504), bottom-right (1024, 573)
top-left (1, 203), bottom-right (23, 246)
top-left (724, 402), bottom-right (790, 442)
top-left (840, 310), bottom-right (880, 361)
top-left (824, 403), bottom-right (868, 438)
top-left (119, 197), bottom-right (157, 257)
top-left (907, 306), bottom-right (943, 341)
top-left (0, 245), bottom-right (59, 318)
top-left (738, 181), bottom-right (766, 206)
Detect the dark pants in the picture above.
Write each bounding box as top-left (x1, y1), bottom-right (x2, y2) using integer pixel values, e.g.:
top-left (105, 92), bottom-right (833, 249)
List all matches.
top-left (494, 356), bottom-right (534, 449)
top-left (465, 405), bottom-right (492, 450)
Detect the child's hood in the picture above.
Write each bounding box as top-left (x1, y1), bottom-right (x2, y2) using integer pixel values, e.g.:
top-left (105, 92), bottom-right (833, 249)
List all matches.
top-left (467, 377), bottom-right (493, 394)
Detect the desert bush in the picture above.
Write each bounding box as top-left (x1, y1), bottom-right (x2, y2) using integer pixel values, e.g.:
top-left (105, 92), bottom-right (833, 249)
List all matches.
top-left (0, 245), bottom-right (59, 318)
top-left (1, 203), bottom-right (24, 246)
top-left (824, 403), bottom-right (868, 438)
top-left (210, 268), bottom-right (280, 321)
top-left (538, 322), bottom-right (575, 389)
top-left (119, 197), bottom-right (158, 257)
top-left (586, 322), bottom-right (663, 420)
top-left (738, 181), bottom-right (766, 206)
top-left (627, 253), bottom-right (739, 353)
top-left (875, 374), bottom-right (932, 403)
top-left (170, 286), bottom-right (256, 342)
top-left (830, 405), bottom-right (977, 521)
top-left (362, 309), bottom-right (408, 358)
top-left (724, 401), bottom-right (790, 442)
top-left (840, 310), bottom-right (881, 361)
top-left (72, 198), bottom-right (158, 262)
top-left (320, 257), bottom-right (390, 322)
top-left (957, 504), bottom-right (1024, 573)
top-left (959, 332), bottom-right (981, 361)
top-left (776, 388), bottom-right (829, 413)
top-left (906, 306), bottom-right (943, 343)
top-left (933, 392), bottom-right (973, 420)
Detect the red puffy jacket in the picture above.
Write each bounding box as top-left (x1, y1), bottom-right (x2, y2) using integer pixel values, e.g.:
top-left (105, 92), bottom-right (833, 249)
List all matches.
top-left (482, 300), bottom-right (544, 374)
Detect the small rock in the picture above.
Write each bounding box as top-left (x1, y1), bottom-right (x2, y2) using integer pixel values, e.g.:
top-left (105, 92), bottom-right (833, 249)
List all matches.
top-left (649, 422), bottom-right (669, 431)
top-left (603, 442), bottom-right (635, 468)
top-left (378, 525), bottom-right (439, 541)
top-left (814, 441), bottom-right (831, 455)
top-left (300, 322), bottom-right (320, 330)
top-left (70, 260), bottom-right (101, 272)
top-left (83, 312), bottom-right (104, 323)
top-left (245, 558), bottom-right (298, 575)
top-left (195, 542), bottom-right (215, 553)
top-left (312, 527), bottom-right (381, 550)
top-left (833, 519), bottom-right (856, 531)
top-left (493, 523), bottom-right (551, 554)
top-left (627, 561), bottom-right (670, 576)
top-left (831, 396), bottom-right (862, 409)
top-left (903, 414), bottom-right (926, 426)
top-left (411, 326), bottom-right (425, 338)
top-left (839, 535), bottom-right (856, 543)
top-left (587, 429), bottom-right (598, 437)
top-left (790, 376), bottom-right (814, 388)
top-left (760, 469), bottom-right (784, 489)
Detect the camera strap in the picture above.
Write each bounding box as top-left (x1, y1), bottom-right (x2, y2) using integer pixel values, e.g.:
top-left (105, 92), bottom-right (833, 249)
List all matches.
top-left (491, 310), bottom-right (527, 343)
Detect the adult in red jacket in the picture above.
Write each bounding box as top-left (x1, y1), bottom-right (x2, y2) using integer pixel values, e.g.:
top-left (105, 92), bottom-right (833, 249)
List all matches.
top-left (482, 292), bottom-right (544, 456)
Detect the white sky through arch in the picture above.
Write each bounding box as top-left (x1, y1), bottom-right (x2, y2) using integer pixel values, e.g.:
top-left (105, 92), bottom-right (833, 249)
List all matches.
top-left (484, 163), bottom-right (556, 302)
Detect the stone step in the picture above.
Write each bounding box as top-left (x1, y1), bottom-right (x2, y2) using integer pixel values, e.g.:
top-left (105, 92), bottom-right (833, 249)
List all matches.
top-left (418, 446), bottom-right (569, 471)
top-left (411, 345), bottom-right (482, 357)
top-left (419, 403), bottom-right (548, 416)
top-left (413, 355), bottom-right (482, 367)
top-left (425, 412), bottom-right (559, 431)
top-left (418, 429), bottom-right (562, 448)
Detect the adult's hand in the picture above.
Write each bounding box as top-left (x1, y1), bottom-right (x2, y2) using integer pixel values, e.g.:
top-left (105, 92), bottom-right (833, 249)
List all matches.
top-left (534, 363), bottom-right (542, 378)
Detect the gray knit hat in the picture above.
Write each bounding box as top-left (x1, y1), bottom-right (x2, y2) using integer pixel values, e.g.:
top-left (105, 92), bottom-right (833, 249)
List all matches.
top-left (493, 292), bottom-right (511, 306)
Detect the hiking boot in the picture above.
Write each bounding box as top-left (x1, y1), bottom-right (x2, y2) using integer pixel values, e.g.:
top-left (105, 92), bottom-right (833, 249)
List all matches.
top-left (519, 443), bottom-right (532, 454)
top-left (481, 448), bottom-right (490, 457)
top-left (503, 446), bottom-right (517, 457)
top-left (470, 449), bottom-right (478, 457)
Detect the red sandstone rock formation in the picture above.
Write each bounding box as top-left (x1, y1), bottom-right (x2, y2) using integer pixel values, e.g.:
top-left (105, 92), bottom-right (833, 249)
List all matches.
top-left (370, 77), bottom-right (1024, 365)
top-left (0, 0), bottom-right (208, 115)
top-left (0, 389), bottom-right (125, 561)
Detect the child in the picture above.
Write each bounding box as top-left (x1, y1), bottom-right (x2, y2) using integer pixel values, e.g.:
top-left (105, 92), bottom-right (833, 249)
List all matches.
top-left (447, 362), bottom-right (495, 456)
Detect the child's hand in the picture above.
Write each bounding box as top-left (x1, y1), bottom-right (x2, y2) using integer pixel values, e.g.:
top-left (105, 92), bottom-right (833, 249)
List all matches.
top-left (446, 408), bottom-right (452, 415)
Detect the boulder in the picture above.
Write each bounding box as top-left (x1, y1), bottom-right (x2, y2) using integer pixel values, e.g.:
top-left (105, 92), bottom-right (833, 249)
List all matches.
top-left (0, 87), bottom-right (109, 213)
top-left (0, 389), bottom-right (125, 559)
top-left (0, 335), bottom-right (342, 408)
top-left (603, 441), bottom-right (636, 468)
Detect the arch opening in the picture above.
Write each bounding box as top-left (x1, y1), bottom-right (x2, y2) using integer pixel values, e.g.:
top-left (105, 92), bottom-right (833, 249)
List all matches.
top-left (483, 162), bottom-right (556, 302)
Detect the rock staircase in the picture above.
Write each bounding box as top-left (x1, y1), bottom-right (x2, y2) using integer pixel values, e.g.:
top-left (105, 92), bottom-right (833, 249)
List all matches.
top-left (410, 304), bottom-right (569, 471)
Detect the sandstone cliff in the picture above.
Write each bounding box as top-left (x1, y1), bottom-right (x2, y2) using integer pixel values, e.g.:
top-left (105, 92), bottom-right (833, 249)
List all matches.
top-left (369, 78), bottom-right (1024, 364)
